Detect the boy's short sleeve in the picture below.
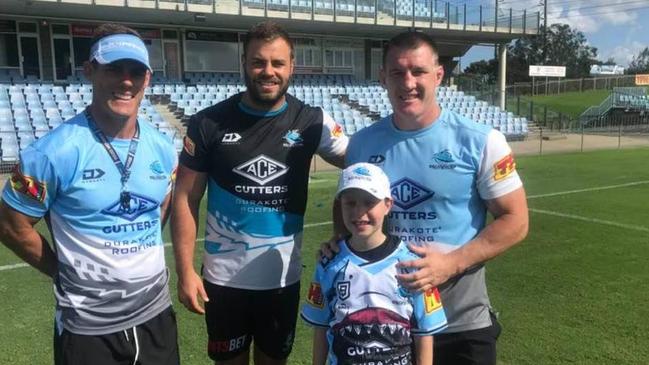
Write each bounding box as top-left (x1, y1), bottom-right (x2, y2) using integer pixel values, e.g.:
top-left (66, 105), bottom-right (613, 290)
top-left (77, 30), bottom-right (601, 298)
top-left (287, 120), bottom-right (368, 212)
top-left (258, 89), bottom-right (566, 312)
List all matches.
top-left (411, 287), bottom-right (448, 336)
top-left (300, 262), bottom-right (331, 327)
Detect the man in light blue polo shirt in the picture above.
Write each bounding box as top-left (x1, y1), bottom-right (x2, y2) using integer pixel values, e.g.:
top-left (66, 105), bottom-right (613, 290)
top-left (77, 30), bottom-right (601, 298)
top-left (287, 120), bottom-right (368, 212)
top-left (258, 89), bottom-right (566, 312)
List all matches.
top-left (0, 23), bottom-right (179, 365)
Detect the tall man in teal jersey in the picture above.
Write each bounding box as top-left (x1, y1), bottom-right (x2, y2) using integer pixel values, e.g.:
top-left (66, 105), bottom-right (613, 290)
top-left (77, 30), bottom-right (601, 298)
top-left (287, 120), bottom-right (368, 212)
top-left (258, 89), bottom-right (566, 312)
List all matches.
top-left (0, 23), bottom-right (179, 365)
top-left (342, 31), bottom-right (529, 365)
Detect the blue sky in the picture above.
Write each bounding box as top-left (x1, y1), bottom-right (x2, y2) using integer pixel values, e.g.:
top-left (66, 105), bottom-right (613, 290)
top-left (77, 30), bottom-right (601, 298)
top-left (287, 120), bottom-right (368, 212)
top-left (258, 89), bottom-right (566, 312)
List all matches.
top-left (460, 0), bottom-right (649, 70)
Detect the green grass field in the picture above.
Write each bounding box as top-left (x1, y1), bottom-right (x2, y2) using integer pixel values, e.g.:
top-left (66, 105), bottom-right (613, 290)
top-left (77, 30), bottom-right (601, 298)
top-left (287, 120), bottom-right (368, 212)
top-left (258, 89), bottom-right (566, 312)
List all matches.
top-left (529, 90), bottom-right (611, 118)
top-left (2, 148), bottom-right (649, 364)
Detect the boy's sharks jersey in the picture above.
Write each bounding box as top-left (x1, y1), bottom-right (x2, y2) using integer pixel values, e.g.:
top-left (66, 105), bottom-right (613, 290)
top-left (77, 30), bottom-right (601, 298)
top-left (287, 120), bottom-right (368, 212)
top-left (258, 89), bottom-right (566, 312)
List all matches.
top-left (180, 93), bottom-right (347, 289)
top-left (301, 239), bottom-right (447, 365)
top-left (346, 109), bottom-right (522, 333)
top-left (2, 113), bottom-right (177, 335)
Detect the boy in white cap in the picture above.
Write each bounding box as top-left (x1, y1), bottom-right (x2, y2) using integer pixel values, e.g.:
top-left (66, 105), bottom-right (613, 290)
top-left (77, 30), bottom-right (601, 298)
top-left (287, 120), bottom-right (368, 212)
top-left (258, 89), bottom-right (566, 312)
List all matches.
top-left (301, 162), bottom-right (448, 365)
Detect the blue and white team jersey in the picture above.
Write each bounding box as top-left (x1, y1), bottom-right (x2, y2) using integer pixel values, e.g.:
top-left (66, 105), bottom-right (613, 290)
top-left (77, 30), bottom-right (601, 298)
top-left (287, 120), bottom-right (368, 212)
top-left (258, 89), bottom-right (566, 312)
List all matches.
top-left (301, 239), bottom-right (447, 365)
top-left (346, 109), bottom-right (522, 333)
top-left (2, 112), bottom-right (177, 335)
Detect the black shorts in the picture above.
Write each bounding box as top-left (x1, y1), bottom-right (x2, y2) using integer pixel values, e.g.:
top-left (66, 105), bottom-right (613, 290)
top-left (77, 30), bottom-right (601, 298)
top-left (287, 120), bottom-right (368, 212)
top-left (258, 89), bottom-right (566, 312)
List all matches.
top-left (433, 312), bottom-right (502, 365)
top-left (204, 280), bottom-right (300, 361)
top-left (54, 306), bottom-right (179, 365)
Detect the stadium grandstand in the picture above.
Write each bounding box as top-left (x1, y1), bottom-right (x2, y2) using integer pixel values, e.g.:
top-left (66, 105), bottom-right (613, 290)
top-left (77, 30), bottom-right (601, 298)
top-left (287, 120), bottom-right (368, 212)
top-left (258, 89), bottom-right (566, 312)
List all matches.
top-left (580, 86), bottom-right (649, 130)
top-left (0, 0), bottom-right (539, 170)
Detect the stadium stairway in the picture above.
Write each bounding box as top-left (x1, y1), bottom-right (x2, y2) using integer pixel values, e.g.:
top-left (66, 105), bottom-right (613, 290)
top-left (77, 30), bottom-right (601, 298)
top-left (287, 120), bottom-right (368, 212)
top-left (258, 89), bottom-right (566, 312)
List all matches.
top-left (153, 101), bottom-right (186, 137)
top-left (337, 94), bottom-right (381, 121)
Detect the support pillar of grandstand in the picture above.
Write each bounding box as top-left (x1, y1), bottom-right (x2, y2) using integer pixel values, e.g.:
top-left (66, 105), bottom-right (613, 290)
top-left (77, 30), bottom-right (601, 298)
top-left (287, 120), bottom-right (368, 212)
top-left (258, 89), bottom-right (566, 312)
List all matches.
top-left (498, 43), bottom-right (507, 110)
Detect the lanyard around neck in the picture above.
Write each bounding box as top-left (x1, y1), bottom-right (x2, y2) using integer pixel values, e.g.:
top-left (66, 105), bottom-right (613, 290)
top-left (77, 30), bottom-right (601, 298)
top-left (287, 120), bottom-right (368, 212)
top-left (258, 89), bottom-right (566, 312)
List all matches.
top-left (85, 108), bottom-right (140, 189)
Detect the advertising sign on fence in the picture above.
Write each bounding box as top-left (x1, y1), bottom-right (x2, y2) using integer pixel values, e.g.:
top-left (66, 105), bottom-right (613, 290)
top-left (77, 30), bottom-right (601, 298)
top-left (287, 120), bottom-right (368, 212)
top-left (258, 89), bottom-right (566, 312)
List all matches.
top-left (529, 65), bottom-right (567, 77)
top-left (635, 74), bottom-right (649, 85)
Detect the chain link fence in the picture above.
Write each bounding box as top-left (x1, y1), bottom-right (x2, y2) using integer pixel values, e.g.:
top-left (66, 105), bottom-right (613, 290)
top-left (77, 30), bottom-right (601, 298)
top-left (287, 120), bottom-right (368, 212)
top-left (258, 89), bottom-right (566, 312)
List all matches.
top-left (509, 125), bottom-right (649, 156)
top-left (458, 74), bottom-right (637, 98)
top-left (508, 75), bottom-right (638, 97)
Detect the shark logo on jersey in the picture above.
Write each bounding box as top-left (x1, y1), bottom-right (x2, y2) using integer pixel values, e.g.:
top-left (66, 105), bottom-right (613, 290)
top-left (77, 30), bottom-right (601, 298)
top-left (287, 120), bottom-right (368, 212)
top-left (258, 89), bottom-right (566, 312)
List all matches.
top-left (430, 150), bottom-right (457, 169)
top-left (149, 161), bottom-right (164, 175)
top-left (283, 130), bottom-right (303, 147)
top-left (233, 155), bottom-right (289, 185)
top-left (149, 161), bottom-right (167, 180)
top-left (390, 178), bottom-right (434, 210)
top-left (352, 166), bottom-right (371, 176)
top-left (102, 193), bottom-right (159, 221)
top-left (432, 150), bottom-right (454, 163)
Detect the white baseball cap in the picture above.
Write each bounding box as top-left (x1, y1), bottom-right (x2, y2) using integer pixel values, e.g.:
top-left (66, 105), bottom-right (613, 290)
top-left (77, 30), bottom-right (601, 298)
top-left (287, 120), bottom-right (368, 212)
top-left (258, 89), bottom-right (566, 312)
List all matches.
top-left (336, 162), bottom-right (392, 200)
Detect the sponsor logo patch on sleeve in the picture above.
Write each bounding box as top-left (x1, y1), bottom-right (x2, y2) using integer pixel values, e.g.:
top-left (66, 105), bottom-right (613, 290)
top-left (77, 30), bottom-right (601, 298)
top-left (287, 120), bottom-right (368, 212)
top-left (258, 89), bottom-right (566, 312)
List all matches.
top-left (183, 136), bottom-right (196, 156)
top-left (306, 282), bottom-right (324, 308)
top-left (331, 123), bottom-right (344, 138)
top-left (424, 287), bottom-right (443, 313)
top-left (9, 165), bottom-right (47, 203)
top-left (493, 153), bottom-right (516, 181)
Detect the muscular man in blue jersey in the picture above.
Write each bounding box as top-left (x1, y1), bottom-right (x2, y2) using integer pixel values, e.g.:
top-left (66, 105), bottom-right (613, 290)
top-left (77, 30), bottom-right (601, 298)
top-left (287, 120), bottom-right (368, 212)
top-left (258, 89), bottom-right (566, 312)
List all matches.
top-left (0, 23), bottom-right (179, 365)
top-left (326, 31), bottom-right (529, 365)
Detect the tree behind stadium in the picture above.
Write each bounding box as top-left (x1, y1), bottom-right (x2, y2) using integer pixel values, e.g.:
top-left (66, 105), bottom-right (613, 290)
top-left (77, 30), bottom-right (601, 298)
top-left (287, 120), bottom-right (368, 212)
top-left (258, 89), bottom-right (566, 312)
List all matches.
top-left (463, 23), bottom-right (598, 84)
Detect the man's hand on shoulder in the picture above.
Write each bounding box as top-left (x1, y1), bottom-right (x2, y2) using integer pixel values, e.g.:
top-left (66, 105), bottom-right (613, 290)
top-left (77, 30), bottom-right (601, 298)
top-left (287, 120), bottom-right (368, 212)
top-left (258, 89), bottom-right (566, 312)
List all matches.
top-left (316, 236), bottom-right (341, 262)
top-left (396, 243), bottom-right (460, 293)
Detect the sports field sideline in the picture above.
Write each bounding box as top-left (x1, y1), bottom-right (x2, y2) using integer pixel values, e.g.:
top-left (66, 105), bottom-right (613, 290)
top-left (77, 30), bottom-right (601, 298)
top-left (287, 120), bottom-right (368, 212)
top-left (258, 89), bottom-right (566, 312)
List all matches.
top-left (1, 147), bottom-right (648, 364)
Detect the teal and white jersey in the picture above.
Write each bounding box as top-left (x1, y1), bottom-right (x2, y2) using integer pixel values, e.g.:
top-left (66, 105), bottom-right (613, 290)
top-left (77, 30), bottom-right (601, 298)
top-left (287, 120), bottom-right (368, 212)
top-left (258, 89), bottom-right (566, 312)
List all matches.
top-left (2, 112), bottom-right (177, 335)
top-left (346, 109), bottom-right (522, 333)
top-left (301, 238), bottom-right (447, 365)
top-left (180, 95), bottom-right (347, 289)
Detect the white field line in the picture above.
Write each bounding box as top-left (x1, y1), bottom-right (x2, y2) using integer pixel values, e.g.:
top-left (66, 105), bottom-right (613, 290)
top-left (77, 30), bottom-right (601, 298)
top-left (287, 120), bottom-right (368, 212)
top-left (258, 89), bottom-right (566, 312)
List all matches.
top-left (527, 180), bottom-right (649, 199)
top-left (0, 263), bottom-right (28, 271)
top-left (529, 208), bottom-right (649, 233)
top-left (0, 221), bottom-right (333, 272)
top-left (308, 179), bottom-right (332, 184)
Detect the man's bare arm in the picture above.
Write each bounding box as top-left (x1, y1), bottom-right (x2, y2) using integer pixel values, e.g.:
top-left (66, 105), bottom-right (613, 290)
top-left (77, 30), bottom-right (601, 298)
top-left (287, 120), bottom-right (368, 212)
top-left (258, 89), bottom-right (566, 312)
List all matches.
top-left (170, 165), bottom-right (209, 314)
top-left (0, 202), bottom-right (57, 278)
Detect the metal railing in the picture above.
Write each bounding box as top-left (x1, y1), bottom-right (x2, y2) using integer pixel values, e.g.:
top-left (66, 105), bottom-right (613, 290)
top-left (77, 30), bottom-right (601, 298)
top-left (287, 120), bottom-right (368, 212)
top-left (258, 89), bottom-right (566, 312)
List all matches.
top-left (508, 75), bottom-right (638, 97)
top-left (42, 0), bottom-right (540, 35)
